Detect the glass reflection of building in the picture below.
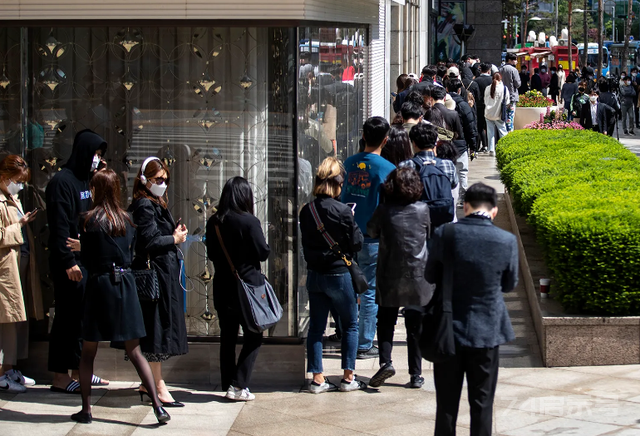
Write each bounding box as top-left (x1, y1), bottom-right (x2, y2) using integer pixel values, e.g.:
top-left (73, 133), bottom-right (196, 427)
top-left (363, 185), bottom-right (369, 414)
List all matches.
top-left (0, 23), bottom-right (368, 342)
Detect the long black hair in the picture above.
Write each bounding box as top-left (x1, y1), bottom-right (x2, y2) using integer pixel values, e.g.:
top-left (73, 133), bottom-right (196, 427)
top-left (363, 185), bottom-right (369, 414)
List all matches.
top-left (381, 126), bottom-right (413, 166)
top-left (214, 176), bottom-right (254, 223)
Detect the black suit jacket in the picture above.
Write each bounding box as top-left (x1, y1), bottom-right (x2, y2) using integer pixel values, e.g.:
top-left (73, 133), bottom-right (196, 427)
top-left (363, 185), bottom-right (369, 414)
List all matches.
top-left (433, 103), bottom-right (466, 155)
top-left (473, 75), bottom-right (493, 106)
top-left (580, 102), bottom-right (616, 135)
top-left (425, 217), bottom-right (518, 348)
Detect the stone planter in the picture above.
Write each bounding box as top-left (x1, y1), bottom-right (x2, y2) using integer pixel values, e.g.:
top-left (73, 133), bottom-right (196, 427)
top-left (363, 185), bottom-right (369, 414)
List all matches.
top-left (514, 106), bottom-right (557, 130)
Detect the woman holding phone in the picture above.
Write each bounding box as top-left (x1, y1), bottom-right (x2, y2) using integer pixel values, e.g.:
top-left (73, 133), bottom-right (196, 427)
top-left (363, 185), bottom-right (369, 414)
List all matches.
top-left (0, 155), bottom-right (43, 393)
top-left (129, 157), bottom-right (188, 407)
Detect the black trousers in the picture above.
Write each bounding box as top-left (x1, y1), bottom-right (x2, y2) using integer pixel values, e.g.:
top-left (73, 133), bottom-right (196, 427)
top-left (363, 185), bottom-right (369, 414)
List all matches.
top-left (433, 345), bottom-right (500, 436)
top-left (377, 306), bottom-right (423, 375)
top-left (218, 302), bottom-right (263, 391)
top-left (47, 266), bottom-right (87, 373)
top-left (476, 106), bottom-right (488, 149)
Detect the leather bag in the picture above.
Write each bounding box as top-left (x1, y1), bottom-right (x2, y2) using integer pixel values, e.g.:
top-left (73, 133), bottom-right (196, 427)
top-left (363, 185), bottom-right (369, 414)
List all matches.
top-left (420, 223), bottom-right (456, 363)
top-left (215, 225), bottom-right (282, 334)
top-left (132, 256), bottom-right (160, 302)
top-left (309, 200), bottom-right (369, 295)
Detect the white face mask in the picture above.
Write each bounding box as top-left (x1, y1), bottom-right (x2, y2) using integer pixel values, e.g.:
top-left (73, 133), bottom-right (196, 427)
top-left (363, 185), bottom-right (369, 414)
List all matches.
top-left (6, 181), bottom-right (23, 196)
top-left (90, 154), bottom-right (101, 171)
top-left (149, 182), bottom-right (167, 197)
top-left (590, 96), bottom-right (598, 103)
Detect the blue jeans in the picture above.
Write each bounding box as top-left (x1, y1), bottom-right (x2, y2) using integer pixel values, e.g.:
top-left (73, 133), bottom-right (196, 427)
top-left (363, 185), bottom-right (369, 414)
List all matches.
top-left (486, 119), bottom-right (508, 152)
top-left (357, 242), bottom-right (379, 351)
top-left (306, 271), bottom-right (358, 373)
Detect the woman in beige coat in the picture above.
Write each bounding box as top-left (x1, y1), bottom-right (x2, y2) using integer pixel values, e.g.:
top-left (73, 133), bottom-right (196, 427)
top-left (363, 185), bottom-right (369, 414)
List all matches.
top-left (0, 155), bottom-right (43, 393)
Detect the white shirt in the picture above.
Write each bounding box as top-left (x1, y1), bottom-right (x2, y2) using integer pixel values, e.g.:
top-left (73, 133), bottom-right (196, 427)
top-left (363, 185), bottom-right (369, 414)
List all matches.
top-left (590, 102), bottom-right (598, 126)
top-left (484, 82), bottom-right (511, 121)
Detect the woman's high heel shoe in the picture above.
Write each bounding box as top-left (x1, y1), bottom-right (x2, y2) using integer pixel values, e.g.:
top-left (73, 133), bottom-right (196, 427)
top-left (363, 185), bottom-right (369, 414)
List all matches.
top-left (139, 390), bottom-right (184, 407)
top-left (154, 406), bottom-right (170, 424)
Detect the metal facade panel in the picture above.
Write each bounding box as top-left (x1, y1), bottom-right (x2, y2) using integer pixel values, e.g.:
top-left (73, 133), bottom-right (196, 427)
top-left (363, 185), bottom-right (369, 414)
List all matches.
top-left (4, 0), bottom-right (377, 22)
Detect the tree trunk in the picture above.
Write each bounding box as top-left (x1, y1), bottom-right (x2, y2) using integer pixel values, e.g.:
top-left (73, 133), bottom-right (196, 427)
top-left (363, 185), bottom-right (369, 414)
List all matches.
top-left (583, 0), bottom-right (588, 70)
top-left (568, 0), bottom-right (573, 72)
top-left (622, 0), bottom-right (633, 74)
top-left (597, 0), bottom-right (603, 77)
top-left (523, 0), bottom-right (530, 47)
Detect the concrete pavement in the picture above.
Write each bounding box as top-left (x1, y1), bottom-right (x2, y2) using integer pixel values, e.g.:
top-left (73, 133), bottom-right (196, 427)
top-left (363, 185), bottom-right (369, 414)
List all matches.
top-left (3, 153), bottom-right (640, 435)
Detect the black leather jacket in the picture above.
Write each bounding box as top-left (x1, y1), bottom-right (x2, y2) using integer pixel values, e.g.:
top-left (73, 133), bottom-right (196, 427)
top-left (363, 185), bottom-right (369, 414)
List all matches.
top-left (300, 195), bottom-right (363, 274)
top-left (367, 201), bottom-right (435, 307)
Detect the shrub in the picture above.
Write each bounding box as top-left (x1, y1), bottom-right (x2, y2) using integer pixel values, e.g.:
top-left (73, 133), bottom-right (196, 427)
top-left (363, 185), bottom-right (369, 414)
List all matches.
top-left (496, 130), bottom-right (640, 315)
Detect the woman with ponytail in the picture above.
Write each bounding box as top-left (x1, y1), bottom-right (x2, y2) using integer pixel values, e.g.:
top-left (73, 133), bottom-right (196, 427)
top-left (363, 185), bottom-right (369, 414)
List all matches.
top-left (484, 72), bottom-right (510, 156)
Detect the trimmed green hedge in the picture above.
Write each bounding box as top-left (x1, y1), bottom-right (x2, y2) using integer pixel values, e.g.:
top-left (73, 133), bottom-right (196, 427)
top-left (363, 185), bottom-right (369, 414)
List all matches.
top-left (496, 130), bottom-right (640, 315)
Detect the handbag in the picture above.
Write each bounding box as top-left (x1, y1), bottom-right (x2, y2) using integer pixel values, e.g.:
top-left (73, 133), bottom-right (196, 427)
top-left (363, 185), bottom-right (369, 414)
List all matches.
top-left (420, 223), bottom-right (456, 363)
top-left (132, 255), bottom-right (160, 302)
top-left (500, 85), bottom-right (509, 122)
top-left (214, 225), bottom-right (282, 334)
top-left (309, 200), bottom-right (369, 295)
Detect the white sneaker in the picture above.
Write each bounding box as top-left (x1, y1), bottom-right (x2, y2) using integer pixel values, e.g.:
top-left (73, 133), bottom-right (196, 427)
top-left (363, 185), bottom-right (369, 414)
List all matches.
top-left (5, 369), bottom-right (35, 386)
top-left (0, 374), bottom-right (27, 393)
top-left (309, 378), bottom-right (338, 394)
top-left (225, 386), bottom-right (255, 401)
top-left (339, 377), bottom-right (367, 392)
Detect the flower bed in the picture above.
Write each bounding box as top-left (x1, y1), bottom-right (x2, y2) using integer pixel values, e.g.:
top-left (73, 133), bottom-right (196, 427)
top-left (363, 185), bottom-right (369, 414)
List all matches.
top-left (496, 129), bottom-right (640, 315)
top-left (524, 107), bottom-right (584, 130)
top-left (516, 90), bottom-right (554, 108)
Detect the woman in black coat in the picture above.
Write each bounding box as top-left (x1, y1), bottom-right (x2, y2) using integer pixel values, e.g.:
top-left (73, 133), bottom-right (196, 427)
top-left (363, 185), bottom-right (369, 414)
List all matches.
top-left (129, 157), bottom-right (188, 407)
top-left (73, 169), bottom-right (169, 425)
top-left (367, 167), bottom-right (434, 390)
top-left (205, 176), bottom-right (270, 402)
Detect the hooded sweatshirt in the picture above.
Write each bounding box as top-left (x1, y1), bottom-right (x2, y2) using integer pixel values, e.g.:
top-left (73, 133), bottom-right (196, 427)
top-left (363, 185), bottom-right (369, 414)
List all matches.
top-left (46, 129), bottom-right (107, 270)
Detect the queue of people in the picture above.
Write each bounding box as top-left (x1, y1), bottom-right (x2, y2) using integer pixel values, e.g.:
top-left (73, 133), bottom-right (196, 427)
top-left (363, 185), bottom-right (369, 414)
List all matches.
top-left (300, 114), bottom-right (519, 436)
top-left (0, 129), bottom-right (273, 425)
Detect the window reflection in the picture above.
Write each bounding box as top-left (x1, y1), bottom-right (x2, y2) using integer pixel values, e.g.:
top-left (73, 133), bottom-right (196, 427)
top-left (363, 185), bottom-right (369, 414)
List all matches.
top-left (297, 27), bottom-right (367, 332)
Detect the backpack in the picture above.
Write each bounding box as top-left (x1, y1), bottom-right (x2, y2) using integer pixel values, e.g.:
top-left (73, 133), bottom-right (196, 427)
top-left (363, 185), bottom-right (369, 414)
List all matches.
top-left (412, 157), bottom-right (455, 228)
top-left (572, 93), bottom-right (588, 116)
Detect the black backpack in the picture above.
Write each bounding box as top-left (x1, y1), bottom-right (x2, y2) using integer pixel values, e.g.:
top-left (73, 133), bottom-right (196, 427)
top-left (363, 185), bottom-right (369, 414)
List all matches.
top-left (412, 157), bottom-right (455, 228)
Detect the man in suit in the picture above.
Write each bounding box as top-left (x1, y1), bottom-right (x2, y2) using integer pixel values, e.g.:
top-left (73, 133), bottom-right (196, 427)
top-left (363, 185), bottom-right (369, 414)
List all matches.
top-left (431, 86), bottom-right (468, 204)
top-left (580, 89), bottom-right (616, 136)
top-left (426, 183), bottom-right (518, 436)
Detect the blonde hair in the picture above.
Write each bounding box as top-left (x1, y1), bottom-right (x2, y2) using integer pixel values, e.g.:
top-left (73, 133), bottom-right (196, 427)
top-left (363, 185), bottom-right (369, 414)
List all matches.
top-left (313, 157), bottom-right (344, 198)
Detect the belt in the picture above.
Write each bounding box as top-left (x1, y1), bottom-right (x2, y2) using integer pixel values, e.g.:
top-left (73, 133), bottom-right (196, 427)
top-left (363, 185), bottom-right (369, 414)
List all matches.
top-left (89, 266), bottom-right (131, 279)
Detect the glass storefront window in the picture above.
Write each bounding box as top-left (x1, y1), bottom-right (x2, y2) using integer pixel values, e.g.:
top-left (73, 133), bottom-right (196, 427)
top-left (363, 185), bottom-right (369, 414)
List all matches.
top-left (296, 27), bottom-right (367, 333)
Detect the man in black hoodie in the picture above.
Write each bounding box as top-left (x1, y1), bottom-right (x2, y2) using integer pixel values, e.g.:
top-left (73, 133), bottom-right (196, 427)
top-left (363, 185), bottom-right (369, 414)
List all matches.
top-left (47, 129), bottom-right (107, 393)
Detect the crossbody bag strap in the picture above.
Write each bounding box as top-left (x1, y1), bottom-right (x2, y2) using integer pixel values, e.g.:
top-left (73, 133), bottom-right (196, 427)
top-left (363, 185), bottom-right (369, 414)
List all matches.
top-left (214, 224), bottom-right (239, 277)
top-left (309, 200), bottom-right (352, 267)
top-left (442, 223), bottom-right (455, 312)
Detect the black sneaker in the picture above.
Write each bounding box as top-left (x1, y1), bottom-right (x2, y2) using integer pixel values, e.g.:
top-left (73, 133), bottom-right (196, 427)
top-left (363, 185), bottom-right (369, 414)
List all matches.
top-left (327, 333), bottom-right (341, 342)
top-left (625, 130), bottom-right (629, 135)
top-left (409, 374), bottom-right (424, 389)
top-left (631, 130), bottom-right (636, 135)
top-left (369, 363), bottom-right (396, 388)
top-left (356, 346), bottom-right (379, 359)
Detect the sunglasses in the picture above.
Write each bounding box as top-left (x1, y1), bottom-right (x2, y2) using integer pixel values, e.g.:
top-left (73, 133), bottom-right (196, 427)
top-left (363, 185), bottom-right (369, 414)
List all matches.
top-left (149, 177), bottom-right (167, 185)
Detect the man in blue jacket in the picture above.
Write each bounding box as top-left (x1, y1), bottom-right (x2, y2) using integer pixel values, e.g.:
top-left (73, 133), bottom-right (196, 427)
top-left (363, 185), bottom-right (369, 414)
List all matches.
top-left (342, 117), bottom-right (395, 359)
top-left (426, 183), bottom-right (518, 436)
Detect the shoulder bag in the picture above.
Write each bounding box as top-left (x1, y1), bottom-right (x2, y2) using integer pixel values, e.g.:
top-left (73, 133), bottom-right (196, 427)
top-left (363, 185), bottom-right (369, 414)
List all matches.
top-left (309, 200), bottom-right (369, 295)
top-left (132, 255), bottom-right (160, 302)
top-left (500, 85), bottom-right (509, 122)
top-left (420, 223), bottom-right (456, 363)
top-left (214, 225), bottom-right (282, 333)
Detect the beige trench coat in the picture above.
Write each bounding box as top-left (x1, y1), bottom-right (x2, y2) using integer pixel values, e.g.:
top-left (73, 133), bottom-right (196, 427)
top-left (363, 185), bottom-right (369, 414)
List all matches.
top-left (0, 191), bottom-right (43, 323)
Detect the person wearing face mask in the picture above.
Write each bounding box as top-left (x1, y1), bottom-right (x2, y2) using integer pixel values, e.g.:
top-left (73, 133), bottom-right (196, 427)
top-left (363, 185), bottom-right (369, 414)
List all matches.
top-left (129, 157), bottom-right (188, 407)
top-left (539, 65), bottom-right (551, 97)
top-left (571, 85), bottom-right (589, 121)
top-left (580, 90), bottom-right (616, 136)
top-left (46, 129), bottom-right (108, 394)
top-left (620, 75), bottom-right (637, 135)
top-left (0, 155), bottom-right (43, 393)
top-left (631, 68), bottom-right (640, 130)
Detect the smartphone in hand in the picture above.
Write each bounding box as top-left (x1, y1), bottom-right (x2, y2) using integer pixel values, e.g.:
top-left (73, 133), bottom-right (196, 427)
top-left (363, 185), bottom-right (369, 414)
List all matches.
top-left (346, 203), bottom-right (357, 212)
top-left (175, 218), bottom-right (182, 229)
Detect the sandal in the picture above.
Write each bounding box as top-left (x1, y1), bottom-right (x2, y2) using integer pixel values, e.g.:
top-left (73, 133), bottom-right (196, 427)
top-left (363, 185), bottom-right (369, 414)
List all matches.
top-left (91, 375), bottom-right (109, 386)
top-left (50, 380), bottom-right (81, 394)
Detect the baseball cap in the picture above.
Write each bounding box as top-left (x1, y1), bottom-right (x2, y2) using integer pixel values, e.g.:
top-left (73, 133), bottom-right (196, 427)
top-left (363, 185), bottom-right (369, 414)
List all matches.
top-left (447, 66), bottom-right (460, 78)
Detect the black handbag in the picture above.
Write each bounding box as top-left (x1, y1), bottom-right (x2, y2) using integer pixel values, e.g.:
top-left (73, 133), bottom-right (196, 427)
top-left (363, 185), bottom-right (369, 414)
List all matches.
top-left (215, 225), bottom-right (282, 333)
top-left (500, 85), bottom-right (509, 122)
top-left (309, 200), bottom-right (369, 295)
top-left (420, 223), bottom-right (456, 363)
top-left (132, 256), bottom-right (160, 302)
